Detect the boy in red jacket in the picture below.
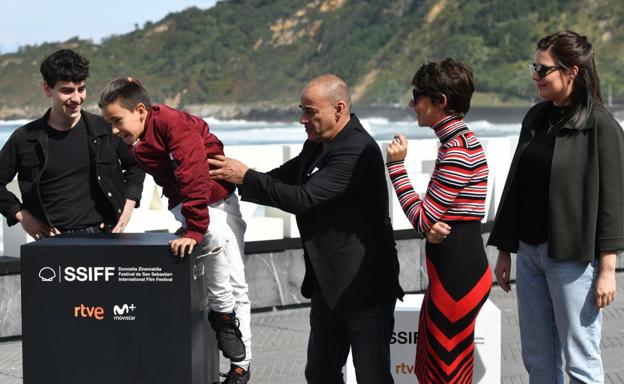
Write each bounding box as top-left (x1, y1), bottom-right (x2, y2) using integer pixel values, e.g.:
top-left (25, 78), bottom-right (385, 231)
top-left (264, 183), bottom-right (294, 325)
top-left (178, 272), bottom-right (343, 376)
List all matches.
top-left (99, 78), bottom-right (251, 384)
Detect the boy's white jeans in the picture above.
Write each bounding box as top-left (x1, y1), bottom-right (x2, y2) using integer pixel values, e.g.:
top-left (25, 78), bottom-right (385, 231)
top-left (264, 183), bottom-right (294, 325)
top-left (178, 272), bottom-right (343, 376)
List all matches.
top-left (172, 193), bottom-right (252, 368)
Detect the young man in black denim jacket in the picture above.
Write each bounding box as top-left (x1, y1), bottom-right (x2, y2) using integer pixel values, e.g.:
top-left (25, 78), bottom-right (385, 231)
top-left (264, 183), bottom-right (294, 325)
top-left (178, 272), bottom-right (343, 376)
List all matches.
top-left (0, 49), bottom-right (144, 238)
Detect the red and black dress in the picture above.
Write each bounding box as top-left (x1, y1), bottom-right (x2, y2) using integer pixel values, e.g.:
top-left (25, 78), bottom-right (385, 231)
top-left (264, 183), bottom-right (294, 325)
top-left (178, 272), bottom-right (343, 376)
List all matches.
top-left (387, 115), bottom-right (492, 383)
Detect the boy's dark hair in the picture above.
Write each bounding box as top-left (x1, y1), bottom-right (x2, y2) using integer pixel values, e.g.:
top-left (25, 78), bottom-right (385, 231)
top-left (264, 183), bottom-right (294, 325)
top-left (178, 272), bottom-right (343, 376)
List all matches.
top-left (99, 77), bottom-right (152, 111)
top-left (40, 49), bottom-right (90, 88)
top-left (412, 58), bottom-right (475, 116)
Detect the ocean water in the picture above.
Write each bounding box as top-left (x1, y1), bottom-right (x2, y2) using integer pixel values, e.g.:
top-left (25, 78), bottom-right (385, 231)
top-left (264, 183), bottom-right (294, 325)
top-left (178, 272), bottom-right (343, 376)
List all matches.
top-left (0, 117), bottom-right (523, 147)
top-left (207, 116), bottom-right (524, 145)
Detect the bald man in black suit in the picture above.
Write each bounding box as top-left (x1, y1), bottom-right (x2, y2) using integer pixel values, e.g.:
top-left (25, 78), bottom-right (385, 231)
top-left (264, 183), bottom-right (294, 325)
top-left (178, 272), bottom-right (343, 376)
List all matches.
top-left (209, 74), bottom-right (404, 384)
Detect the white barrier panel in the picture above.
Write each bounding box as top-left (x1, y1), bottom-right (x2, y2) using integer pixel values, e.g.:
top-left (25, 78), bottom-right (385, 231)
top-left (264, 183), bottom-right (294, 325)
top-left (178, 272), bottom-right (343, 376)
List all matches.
top-left (1, 138), bottom-right (520, 254)
top-left (1, 180), bottom-right (33, 257)
top-left (381, 140), bottom-right (439, 231)
top-left (344, 294), bottom-right (501, 383)
top-left (244, 217), bottom-right (284, 241)
top-left (224, 145), bottom-right (287, 241)
top-left (263, 144), bottom-right (303, 238)
top-left (224, 144), bottom-right (285, 172)
top-left (389, 173), bottom-right (431, 231)
top-left (265, 206), bottom-right (299, 238)
top-left (2, 216), bottom-right (33, 257)
top-left (480, 137), bottom-right (518, 221)
top-left (381, 139), bottom-right (439, 171)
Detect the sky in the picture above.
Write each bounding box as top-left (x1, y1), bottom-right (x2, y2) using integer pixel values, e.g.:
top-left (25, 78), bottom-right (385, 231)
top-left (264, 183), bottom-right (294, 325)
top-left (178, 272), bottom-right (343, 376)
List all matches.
top-left (0, 0), bottom-right (219, 54)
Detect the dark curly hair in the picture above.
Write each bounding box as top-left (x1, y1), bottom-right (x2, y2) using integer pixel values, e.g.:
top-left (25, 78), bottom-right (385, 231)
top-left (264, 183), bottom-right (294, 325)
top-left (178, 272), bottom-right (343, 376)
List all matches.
top-left (412, 58), bottom-right (475, 116)
top-left (40, 49), bottom-right (89, 87)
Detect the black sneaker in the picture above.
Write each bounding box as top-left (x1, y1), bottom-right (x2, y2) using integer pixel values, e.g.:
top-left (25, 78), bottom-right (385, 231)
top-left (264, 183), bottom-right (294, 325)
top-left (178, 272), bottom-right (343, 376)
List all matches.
top-left (220, 365), bottom-right (250, 384)
top-left (208, 310), bottom-right (246, 362)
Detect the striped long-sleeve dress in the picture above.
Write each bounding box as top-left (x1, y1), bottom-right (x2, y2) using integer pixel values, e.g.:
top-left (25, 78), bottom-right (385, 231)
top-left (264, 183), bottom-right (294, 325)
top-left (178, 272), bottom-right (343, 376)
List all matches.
top-left (387, 115), bottom-right (492, 384)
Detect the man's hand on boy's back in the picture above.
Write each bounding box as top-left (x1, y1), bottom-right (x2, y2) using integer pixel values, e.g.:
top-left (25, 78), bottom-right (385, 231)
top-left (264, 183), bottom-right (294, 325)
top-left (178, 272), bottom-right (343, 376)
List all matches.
top-left (169, 237), bottom-right (197, 257)
top-left (208, 155), bottom-right (249, 185)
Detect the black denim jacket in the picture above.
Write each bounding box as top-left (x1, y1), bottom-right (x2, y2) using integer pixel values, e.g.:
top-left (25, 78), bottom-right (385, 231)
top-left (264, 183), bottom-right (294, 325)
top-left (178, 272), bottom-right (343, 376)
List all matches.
top-left (488, 101), bottom-right (624, 260)
top-left (0, 109), bottom-right (145, 227)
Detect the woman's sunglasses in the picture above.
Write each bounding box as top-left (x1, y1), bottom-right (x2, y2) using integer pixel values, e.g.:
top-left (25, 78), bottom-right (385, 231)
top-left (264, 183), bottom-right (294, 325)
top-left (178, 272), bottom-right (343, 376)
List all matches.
top-left (529, 63), bottom-right (564, 79)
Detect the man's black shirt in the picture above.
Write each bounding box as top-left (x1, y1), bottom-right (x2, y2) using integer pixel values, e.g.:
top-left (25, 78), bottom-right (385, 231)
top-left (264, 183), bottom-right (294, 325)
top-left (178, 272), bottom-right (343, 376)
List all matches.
top-left (39, 118), bottom-right (107, 229)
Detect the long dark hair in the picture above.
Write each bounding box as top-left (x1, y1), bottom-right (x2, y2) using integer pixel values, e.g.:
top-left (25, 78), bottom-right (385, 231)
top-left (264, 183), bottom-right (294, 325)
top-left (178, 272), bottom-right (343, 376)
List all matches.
top-left (537, 30), bottom-right (602, 129)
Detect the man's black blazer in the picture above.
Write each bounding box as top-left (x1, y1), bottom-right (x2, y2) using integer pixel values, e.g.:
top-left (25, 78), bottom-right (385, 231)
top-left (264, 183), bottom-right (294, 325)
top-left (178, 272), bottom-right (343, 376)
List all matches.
top-left (239, 114), bottom-right (404, 309)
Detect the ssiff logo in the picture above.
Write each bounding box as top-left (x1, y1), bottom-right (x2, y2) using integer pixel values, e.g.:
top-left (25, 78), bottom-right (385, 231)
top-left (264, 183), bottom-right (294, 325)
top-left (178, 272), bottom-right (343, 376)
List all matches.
top-left (64, 266), bottom-right (115, 281)
top-left (38, 267), bottom-right (56, 282)
top-left (38, 266), bottom-right (115, 282)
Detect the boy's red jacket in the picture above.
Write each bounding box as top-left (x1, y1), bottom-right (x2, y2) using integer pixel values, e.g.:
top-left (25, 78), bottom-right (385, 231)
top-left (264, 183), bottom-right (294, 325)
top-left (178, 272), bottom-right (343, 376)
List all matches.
top-left (130, 105), bottom-right (234, 243)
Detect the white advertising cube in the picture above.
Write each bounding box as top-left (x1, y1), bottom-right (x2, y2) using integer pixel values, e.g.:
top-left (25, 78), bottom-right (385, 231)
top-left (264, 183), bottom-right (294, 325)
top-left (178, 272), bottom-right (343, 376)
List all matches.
top-left (344, 294), bottom-right (501, 383)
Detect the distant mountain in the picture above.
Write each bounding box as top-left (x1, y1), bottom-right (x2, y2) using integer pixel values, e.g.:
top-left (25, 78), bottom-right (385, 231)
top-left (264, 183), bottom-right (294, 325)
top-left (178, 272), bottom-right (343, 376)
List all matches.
top-left (1, 0), bottom-right (623, 119)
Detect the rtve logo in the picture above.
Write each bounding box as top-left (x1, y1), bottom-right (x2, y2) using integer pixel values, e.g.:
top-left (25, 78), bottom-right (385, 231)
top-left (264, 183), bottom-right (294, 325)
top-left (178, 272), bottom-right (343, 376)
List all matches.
top-left (74, 304), bottom-right (105, 320)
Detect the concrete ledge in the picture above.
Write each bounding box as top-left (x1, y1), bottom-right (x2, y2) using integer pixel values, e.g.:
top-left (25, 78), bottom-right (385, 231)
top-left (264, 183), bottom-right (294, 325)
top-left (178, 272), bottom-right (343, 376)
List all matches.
top-left (0, 272), bottom-right (20, 338)
top-left (244, 248), bottom-right (307, 308)
top-left (0, 256), bottom-right (21, 339)
top-left (0, 257), bottom-right (19, 275)
top-left (2, 227), bottom-right (624, 339)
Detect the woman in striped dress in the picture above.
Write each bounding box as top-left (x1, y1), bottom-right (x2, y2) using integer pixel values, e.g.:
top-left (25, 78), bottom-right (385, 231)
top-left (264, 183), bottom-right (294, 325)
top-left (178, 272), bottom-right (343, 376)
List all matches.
top-left (386, 58), bottom-right (491, 383)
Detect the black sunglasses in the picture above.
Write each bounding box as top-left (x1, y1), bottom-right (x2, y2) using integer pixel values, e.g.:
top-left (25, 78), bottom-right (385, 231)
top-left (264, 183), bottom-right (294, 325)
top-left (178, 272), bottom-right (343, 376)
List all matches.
top-left (529, 63), bottom-right (564, 79)
top-left (412, 88), bottom-right (428, 101)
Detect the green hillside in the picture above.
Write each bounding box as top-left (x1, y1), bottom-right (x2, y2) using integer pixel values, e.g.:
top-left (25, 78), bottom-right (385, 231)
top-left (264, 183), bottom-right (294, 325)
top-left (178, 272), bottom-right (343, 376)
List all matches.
top-left (1, 0), bottom-right (623, 118)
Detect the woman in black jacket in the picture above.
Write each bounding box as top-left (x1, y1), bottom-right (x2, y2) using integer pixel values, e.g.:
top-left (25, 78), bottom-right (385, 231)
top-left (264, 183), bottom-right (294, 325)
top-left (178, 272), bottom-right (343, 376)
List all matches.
top-left (488, 31), bottom-right (624, 383)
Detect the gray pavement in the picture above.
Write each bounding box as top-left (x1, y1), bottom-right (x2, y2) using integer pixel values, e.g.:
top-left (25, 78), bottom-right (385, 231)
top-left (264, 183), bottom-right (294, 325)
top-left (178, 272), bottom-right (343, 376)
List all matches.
top-left (2, 273), bottom-right (624, 383)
